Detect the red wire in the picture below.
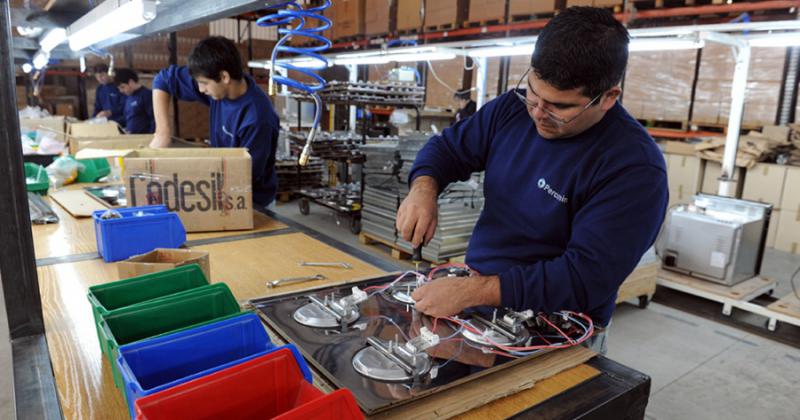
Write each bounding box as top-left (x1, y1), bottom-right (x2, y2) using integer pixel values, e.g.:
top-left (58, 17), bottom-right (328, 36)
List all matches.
top-left (537, 314), bottom-right (575, 344)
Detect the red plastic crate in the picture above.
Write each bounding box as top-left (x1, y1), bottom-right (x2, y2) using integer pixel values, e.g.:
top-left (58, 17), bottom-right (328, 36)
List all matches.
top-left (134, 348), bottom-right (363, 420)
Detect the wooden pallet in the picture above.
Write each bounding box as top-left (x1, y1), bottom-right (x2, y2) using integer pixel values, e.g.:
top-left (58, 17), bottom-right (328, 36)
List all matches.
top-left (616, 262), bottom-right (659, 308)
top-left (426, 21), bottom-right (458, 32)
top-left (655, 269), bottom-right (800, 331)
top-left (463, 19), bottom-right (503, 28)
top-left (638, 119), bottom-right (691, 131)
top-left (689, 121), bottom-right (764, 134)
top-left (358, 232), bottom-right (464, 265)
top-left (510, 13), bottom-right (556, 23)
top-left (396, 28), bottom-right (421, 36)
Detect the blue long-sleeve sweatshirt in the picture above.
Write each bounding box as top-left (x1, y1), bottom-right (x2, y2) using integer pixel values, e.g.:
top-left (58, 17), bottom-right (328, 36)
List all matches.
top-left (123, 86), bottom-right (154, 134)
top-left (153, 65), bottom-right (279, 206)
top-left (94, 83), bottom-right (125, 126)
top-left (409, 91), bottom-right (668, 326)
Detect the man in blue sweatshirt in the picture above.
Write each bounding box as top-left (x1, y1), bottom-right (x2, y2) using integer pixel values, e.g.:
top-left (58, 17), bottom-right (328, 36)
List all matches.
top-left (150, 36), bottom-right (279, 207)
top-left (114, 68), bottom-right (154, 134)
top-left (92, 64), bottom-right (125, 127)
top-left (399, 7), bottom-right (668, 351)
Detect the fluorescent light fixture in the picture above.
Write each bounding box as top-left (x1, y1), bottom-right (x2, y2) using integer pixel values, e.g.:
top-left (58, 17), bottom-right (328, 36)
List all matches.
top-left (333, 46), bottom-right (459, 65)
top-left (21, 63), bottom-right (33, 74)
top-left (629, 37), bottom-right (705, 52)
top-left (33, 51), bottom-right (49, 70)
top-left (80, 56), bottom-right (87, 73)
top-left (67, 0), bottom-right (156, 51)
top-left (39, 28), bottom-right (66, 52)
top-left (467, 44), bottom-right (535, 58)
top-left (747, 33), bottom-right (800, 48)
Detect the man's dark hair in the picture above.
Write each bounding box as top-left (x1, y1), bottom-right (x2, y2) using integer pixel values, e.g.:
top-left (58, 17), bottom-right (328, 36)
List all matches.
top-left (531, 7), bottom-right (629, 99)
top-left (114, 68), bottom-right (139, 85)
top-left (93, 63), bottom-right (109, 74)
top-left (453, 90), bottom-right (472, 101)
top-left (188, 36), bottom-right (244, 81)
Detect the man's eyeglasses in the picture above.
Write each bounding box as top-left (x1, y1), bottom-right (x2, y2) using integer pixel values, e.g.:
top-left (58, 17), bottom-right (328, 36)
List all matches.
top-left (514, 68), bottom-right (603, 126)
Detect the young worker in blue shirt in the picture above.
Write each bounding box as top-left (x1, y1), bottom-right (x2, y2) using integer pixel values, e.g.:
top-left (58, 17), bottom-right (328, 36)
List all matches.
top-left (92, 63), bottom-right (125, 126)
top-left (398, 7), bottom-right (668, 352)
top-left (150, 36), bottom-right (280, 207)
top-left (114, 68), bottom-right (154, 134)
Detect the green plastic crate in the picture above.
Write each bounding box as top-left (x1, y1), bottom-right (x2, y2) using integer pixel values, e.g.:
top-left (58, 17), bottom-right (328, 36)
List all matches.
top-left (24, 162), bottom-right (50, 195)
top-left (87, 264), bottom-right (209, 352)
top-left (97, 283), bottom-right (241, 388)
top-left (76, 157), bottom-right (111, 183)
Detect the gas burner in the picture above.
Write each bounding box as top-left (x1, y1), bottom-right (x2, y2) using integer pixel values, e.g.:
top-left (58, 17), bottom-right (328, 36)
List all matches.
top-left (429, 265), bottom-right (473, 280)
top-left (352, 327), bottom-right (439, 382)
top-left (456, 309), bottom-right (534, 348)
top-left (385, 280), bottom-right (419, 305)
top-left (293, 287), bottom-right (367, 329)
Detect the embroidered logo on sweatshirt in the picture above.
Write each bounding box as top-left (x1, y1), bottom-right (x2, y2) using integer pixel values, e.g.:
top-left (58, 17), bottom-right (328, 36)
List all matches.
top-left (221, 125), bottom-right (235, 138)
top-left (537, 178), bottom-right (568, 204)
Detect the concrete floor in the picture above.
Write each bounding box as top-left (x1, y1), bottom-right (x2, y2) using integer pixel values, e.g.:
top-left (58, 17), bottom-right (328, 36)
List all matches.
top-left (1, 200), bottom-right (798, 419)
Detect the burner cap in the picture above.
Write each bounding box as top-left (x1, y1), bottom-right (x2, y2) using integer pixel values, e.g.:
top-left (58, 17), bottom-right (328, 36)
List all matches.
top-left (293, 301), bottom-right (360, 328)
top-left (429, 266), bottom-right (472, 280)
top-left (352, 341), bottom-right (431, 382)
top-left (385, 280), bottom-right (418, 305)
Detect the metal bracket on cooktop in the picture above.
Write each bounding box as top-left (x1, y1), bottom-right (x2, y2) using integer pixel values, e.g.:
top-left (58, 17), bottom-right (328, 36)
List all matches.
top-left (293, 286), bottom-right (368, 330)
top-left (352, 326), bottom-right (440, 383)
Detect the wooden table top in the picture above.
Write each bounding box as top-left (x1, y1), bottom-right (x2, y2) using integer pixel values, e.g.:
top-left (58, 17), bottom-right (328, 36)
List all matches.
top-left (31, 183), bottom-right (286, 261)
top-left (32, 203), bottom-right (613, 420)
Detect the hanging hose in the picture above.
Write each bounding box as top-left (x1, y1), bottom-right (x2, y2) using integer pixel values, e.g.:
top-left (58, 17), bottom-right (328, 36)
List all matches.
top-left (257, 1), bottom-right (332, 166)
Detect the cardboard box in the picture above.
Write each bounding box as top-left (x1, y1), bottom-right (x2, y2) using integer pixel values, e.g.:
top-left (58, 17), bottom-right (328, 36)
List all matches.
top-left (68, 121), bottom-right (122, 138)
top-left (123, 148), bottom-right (254, 232)
top-left (701, 160), bottom-right (745, 197)
top-left (330, 0), bottom-right (365, 39)
top-left (741, 163), bottom-right (787, 207)
top-left (666, 154), bottom-right (703, 196)
top-left (660, 140), bottom-right (697, 156)
top-left (70, 134), bottom-right (153, 154)
top-left (425, 0), bottom-right (460, 28)
top-left (774, 210), bottom-right (800, 254)
top-left (397, 0), bottom-right (423, 31)
top-left (766, 209), bottom-right (780, 248)
top-left (566, 0), bottom-right (594, 6)
top-left (19, 116), bottom-right (67, 142)
top-left (781, 166), bottom-right (800, 212)
top-left (509, 0), bottom-right (555, 16)
top-left (117, 248), bottom-right (211, 280)
top-left (469, 0), bottom-right (506, 23)
top-left (761, 125), bottom-right (791, 144)
top-left (365, 0), bottom-right (392, 35)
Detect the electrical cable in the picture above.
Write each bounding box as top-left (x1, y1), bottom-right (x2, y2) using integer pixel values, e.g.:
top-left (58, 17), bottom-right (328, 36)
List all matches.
top-left (426, 60), bottom-right (457, 93)
top-left (257, 1), bottom-right (332, 166)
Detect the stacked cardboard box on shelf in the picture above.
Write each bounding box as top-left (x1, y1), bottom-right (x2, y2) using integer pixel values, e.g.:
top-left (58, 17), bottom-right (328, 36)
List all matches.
top-left (693, 43), bottom-right (785, 127)
top-left (365, 0), bottom-right (392, 35)
top-left (425, 0), bottom-right (463, 29)
top-left (508, 0), bottom-right (556, 17)
top-left (741, 163), bottom-right (787, 248)
top-left (328, 0), bottom-right (366, 40)
top-left (623, 50), bottom-right (696, 122)
top-left (397, 0), bottom-right (423, 32)
top-left (776, 167), bottom-right (800, 253)
top-left (468, 0), bottom-right (506, 24)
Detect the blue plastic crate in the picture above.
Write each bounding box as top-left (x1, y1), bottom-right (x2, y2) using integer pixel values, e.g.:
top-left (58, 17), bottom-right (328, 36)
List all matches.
top-left (93, 205), bottom-right (186, 262)
top-left (116, 312), bottom-right (311, 419)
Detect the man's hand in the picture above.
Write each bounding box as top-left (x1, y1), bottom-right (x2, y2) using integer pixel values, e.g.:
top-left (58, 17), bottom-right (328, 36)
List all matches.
top-left (397, 176), bottom-right (439, 247)
top-left (150, 132), bottom-right (171, 148)
top-left (412, 275), bottom-right (501, 318)
top-left (96, 110), bottom-right (112, 118)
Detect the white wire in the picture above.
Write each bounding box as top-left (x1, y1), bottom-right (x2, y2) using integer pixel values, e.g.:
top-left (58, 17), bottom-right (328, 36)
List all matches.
top-left (426, 60), bottom-right (457, 93)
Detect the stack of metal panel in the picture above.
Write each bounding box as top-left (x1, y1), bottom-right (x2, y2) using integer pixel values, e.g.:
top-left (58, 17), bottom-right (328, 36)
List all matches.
top-left (360, 132), bottom-right (486, 261)
top-left (361, 139), bottom-right (401, 243)
top-left (275, 158), bottom-right (325, 193)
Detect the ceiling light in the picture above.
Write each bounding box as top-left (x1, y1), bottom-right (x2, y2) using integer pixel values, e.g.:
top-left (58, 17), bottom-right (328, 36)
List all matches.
top-left (22, 63), bottom-right (33, 74)
top-left (39, 28), bottom-right (67, 53)
top-left (67, 0), bottom-right (156, 51)
top-left (467, 44), bottom-right (535, 58)
top-left (33, 51), bottom-right (49, 70)
top-left (747, 33), bottom-right (800, 48)
top-left (629, 38), bottom-right (705, 52)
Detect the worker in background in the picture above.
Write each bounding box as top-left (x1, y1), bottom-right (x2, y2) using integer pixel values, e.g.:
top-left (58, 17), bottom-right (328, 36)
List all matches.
top-left (453, 90), bottom-right (477, 123)
top-left (114, 68), bottom-right (155, 134)
top-left (150, 36), bottom-right (279, 208)
top-left (91, 63), bottom-right (125, 127)
top-left (397, 7), bottom-right (668, 354)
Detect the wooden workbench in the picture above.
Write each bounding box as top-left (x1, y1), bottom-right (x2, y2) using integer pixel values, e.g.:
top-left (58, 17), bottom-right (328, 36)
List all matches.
top-left (32, 192), bottom-right (650, 419)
